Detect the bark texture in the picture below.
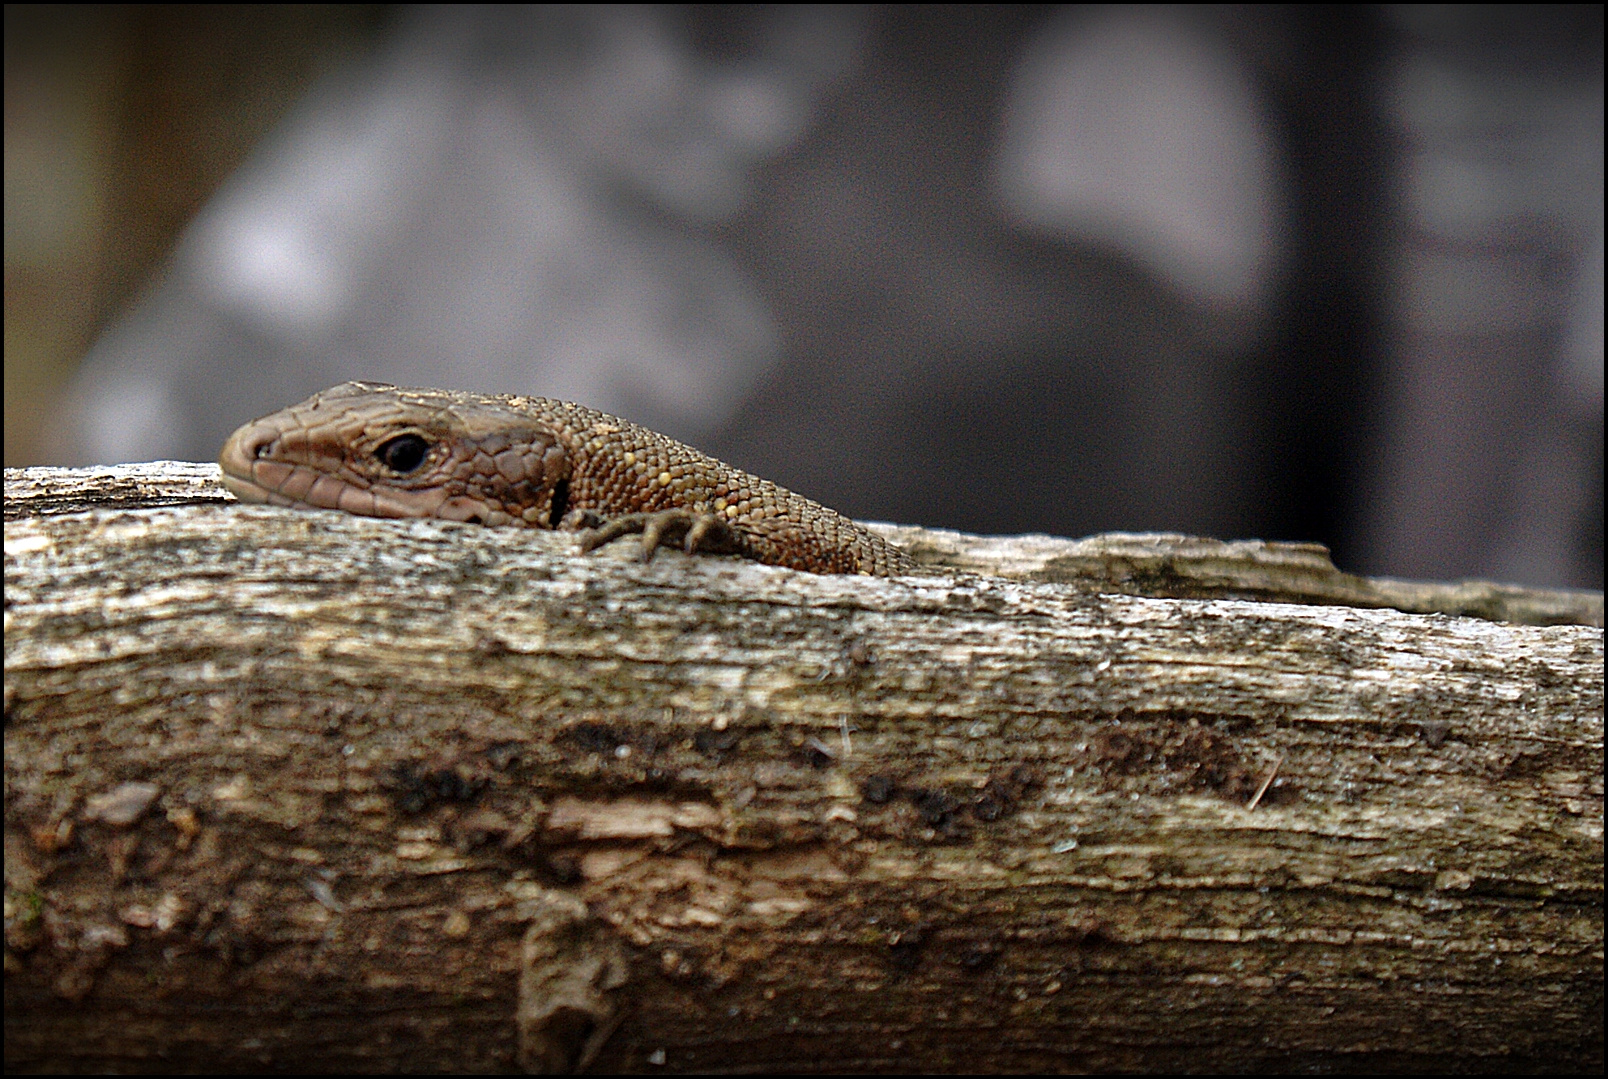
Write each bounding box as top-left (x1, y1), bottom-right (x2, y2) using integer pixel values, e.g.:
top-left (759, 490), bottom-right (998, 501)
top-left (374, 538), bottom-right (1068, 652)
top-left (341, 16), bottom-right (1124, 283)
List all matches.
top-left (5, 463), bottom-right (1603, 1072)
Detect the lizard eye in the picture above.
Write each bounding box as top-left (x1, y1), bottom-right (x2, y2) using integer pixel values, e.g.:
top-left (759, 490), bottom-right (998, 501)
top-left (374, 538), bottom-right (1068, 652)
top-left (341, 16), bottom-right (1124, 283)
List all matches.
top-left (377, 434), bottom-right (431, 474)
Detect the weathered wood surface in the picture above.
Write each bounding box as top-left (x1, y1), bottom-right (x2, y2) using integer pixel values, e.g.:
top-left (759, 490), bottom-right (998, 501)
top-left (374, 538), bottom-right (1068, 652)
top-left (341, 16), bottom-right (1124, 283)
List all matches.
top-left (6, 463), bottom-right (1602, 627)
top-left (5, 462), bottom-right (1603, 1072)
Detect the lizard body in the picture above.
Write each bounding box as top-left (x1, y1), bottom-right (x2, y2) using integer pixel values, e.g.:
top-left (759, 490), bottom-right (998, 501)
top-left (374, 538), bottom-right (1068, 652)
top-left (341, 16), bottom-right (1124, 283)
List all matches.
top-left (218, 381), bottom-right (912, 576)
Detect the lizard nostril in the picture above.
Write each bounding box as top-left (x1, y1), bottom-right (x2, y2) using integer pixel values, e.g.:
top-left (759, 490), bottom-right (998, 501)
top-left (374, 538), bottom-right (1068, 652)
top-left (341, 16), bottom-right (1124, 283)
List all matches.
top-left (219, 422), bottom-right (278, 471)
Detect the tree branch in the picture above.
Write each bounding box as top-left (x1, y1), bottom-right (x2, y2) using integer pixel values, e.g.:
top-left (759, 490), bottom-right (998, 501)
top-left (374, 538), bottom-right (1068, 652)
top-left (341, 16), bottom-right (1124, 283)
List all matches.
top-left (5, 463), bottom-right (1602, 1072)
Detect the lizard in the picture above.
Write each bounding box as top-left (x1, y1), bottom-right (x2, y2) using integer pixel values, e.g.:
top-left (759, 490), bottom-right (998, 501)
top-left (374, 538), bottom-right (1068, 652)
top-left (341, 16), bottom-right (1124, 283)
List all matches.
top-left (217, 381), bottom-right (913, 576)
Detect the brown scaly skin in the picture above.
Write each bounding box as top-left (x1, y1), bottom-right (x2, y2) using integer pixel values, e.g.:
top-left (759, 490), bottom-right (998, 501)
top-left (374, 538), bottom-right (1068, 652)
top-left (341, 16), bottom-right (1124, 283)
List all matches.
top-left (218, 381), bottom-right (913, 576)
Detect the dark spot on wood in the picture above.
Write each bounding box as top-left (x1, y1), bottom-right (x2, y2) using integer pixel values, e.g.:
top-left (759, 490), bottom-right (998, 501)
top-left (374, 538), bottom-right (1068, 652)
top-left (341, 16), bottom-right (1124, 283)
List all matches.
top-left (973, 792), bottom-right (1005, 821)
top-left (888, 928), bottom-right (925, 974)
top-left (1087, 721), bottom-right (1264, 803)
top-left (384, 761), bottom-right (487, 814)
top-left (541, 852), bottom-right (583, 885)
top-left (562, 722), bottom-right (627, 754)
top-left (693, 728), bottom-right (739, 759)
top-left (861, 774), bottom-right (898, 804)
top-left (910, 788), bottom-right (960, 827)
top-left (802, 738), bottom-right (836, 769)
top-left (958, 942), bottom-right (1001, 972)
top-left (972, 764), bottom-right (1045, 821)
top-left (1069, 922), bottom-right (1115, 949)
top-left (1089, 729), bottom-right (1147, 771)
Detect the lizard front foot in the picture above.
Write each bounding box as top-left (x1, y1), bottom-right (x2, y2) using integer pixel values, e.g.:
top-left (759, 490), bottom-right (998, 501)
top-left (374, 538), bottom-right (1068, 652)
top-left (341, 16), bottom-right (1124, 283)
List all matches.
top-left (579, 510), bottom-right (743, 563)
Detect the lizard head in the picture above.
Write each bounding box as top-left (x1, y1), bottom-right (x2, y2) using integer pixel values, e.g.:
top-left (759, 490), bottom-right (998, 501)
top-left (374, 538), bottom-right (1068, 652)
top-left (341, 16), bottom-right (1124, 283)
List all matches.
top-left (219, 381), bottom-right (573, 528)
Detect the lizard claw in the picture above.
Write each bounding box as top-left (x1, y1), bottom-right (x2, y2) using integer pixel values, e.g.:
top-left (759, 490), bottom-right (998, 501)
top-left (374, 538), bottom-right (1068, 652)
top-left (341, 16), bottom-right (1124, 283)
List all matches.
top-left (579, 510), bottom-right (741, 563)
top-left (680, 514), bottom-right (722, 554)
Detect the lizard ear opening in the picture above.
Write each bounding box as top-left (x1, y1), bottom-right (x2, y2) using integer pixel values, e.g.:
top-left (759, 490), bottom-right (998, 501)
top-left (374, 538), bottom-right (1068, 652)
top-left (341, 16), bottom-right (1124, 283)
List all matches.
top-left (377, 434), bottom-right (431, 474)
top-left (548, 479), bottom-right (570, 529)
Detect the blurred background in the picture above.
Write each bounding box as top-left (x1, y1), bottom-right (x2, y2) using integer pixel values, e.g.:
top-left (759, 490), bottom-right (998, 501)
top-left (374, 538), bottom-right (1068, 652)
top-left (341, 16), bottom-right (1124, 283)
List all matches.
top-left (6, 5), bottom-right (1601, 589)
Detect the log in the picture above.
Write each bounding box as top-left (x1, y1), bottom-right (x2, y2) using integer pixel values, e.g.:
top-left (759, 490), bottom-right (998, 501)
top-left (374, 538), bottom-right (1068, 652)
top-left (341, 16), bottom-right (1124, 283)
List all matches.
top-left (4, 463), bottom-right (1602, 1072)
